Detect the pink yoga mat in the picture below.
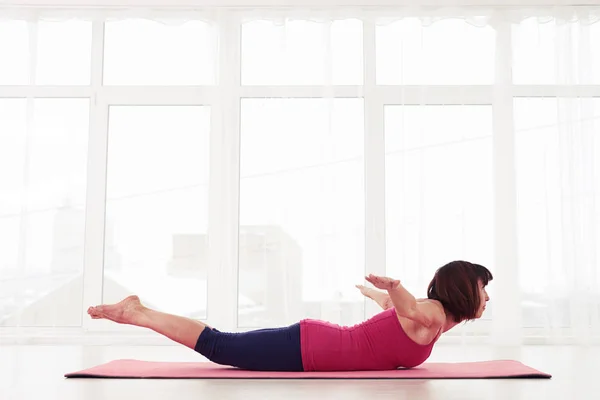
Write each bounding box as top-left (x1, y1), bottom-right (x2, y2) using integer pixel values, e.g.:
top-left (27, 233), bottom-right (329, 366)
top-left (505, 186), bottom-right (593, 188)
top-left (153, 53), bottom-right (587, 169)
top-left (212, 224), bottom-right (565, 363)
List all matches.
top-left (65, 359), bottom-right (551, 379)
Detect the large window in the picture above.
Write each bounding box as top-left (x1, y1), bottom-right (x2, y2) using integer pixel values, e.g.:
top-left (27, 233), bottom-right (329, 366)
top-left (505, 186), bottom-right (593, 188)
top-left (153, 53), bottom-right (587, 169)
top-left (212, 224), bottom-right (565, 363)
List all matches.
top-left (1, 10), bottom-right (599, 340)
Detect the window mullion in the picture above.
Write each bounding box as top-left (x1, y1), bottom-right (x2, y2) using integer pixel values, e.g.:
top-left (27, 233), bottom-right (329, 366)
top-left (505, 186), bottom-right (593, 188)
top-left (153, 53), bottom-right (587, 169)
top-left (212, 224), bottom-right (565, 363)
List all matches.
top-left (491, 17), bottom-right (522, 345)
top-left (363, 18), bottom-right (387, 319)
top-left (82, 20), bottom-right (108, 331)
top-left (206, 10), bottom-right (241, 331)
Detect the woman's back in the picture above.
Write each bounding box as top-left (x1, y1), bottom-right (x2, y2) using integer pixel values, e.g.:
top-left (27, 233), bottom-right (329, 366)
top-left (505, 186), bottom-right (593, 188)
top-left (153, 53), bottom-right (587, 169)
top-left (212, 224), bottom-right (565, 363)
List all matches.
top-left (299, 308), bottom-right (441, 371)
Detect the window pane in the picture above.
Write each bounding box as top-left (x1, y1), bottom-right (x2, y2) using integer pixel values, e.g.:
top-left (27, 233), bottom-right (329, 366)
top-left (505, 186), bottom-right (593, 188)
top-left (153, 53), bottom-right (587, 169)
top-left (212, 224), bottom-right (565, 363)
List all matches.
top-left (239, 99), bottom-right (364, 327)
top-left (0, 20), bottom-right (91, 85)
top-left (512, 19), bottom-right (600, 84)
top-left (103, 20), bottom-right (217, 85)
top-left (0, 100), bottom-right (26, 323)
top-left (104, 106), bottom-right (210, 319)
top-left (0, 99), bottom-right (89, 327)
top-left (242, 19), bottom-right (363, 85)
top-left (36, 21), bottom-right (92, 85)
top-left (514, 98), bottom-right (600, 328)
top-left (0, 21), bottom-right (29, 85)
top-left (376, 19), bottom-right (495, 84)
top-left (384, 105), bottom-right (493, 317)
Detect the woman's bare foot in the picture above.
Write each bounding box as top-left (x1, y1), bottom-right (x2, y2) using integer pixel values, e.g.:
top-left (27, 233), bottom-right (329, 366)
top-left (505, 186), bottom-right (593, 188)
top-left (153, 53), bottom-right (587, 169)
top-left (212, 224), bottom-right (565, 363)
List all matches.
top-left (88, 295), bottom-right (207, 350)
top-left (87, 295), bottom-right (147, 326)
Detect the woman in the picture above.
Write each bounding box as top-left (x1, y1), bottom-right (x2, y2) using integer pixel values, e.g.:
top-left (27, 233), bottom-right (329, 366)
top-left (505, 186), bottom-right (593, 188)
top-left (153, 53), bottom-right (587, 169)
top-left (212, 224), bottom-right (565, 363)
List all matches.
top-left (88, 260), bottom-right (492, 371)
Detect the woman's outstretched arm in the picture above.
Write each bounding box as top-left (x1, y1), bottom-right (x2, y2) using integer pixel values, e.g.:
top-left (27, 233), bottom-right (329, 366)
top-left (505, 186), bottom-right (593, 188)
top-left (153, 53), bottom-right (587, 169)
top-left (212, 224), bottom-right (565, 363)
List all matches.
top-left (365, 274), bottom-right (445, 328)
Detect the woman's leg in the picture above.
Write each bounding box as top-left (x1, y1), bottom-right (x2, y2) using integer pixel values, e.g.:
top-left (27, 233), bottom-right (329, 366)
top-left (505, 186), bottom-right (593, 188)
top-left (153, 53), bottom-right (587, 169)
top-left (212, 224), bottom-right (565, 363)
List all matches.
top-left (195, 324), bottom-right (304, 371)
top-left (87, 295), bottom-right (206, 350)
top-left (87, 295), bottom-right (304, 371)
top-left (356, 285), bottom-right (394, 310)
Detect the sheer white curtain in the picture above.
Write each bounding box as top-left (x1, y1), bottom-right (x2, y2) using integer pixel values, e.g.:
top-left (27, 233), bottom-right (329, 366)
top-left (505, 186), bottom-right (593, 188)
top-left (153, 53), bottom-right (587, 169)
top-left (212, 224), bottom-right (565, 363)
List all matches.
top-left (511, 16), bottom-right (600, 343)
top-left (0, 5), bottom-right (599, 345)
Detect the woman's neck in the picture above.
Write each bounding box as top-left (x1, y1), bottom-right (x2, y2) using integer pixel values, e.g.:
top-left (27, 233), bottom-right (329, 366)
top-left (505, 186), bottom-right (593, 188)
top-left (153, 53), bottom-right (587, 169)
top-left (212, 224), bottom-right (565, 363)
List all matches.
top-left (442, 314), bottom-right (461, 332)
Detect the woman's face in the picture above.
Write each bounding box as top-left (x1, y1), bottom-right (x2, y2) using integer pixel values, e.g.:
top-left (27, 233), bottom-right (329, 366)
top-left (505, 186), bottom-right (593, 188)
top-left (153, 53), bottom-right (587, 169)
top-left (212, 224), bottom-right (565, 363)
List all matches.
top-left (476, 280), bottom-right (490, 318)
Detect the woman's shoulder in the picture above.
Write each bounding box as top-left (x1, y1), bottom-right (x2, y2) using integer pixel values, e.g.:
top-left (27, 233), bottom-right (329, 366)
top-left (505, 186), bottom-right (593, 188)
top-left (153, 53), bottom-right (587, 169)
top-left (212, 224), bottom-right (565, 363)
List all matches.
top-left (415, 298), bottom-right (446, 319)
top-left (395, 299), bottom-right (446, 345)
top-left (416, 298), bottom-right (443, 307)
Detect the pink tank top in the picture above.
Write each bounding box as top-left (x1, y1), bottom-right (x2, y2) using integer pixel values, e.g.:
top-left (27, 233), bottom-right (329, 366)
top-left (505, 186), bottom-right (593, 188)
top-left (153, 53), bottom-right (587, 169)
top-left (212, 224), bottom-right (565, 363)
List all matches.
top-left (299, 308), bottom-right (439, 371)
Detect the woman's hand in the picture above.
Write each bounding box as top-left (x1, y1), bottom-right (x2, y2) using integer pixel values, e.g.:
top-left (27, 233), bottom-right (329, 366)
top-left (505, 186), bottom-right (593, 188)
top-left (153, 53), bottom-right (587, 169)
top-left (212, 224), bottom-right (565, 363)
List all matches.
top-left (365, 274), bottom-right (400, 291)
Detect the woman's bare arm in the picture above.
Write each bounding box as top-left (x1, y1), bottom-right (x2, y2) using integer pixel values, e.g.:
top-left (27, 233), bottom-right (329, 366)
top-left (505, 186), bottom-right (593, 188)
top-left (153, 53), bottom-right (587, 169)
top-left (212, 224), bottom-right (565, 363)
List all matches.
top-left (365, 274), bottom-right (445, 328)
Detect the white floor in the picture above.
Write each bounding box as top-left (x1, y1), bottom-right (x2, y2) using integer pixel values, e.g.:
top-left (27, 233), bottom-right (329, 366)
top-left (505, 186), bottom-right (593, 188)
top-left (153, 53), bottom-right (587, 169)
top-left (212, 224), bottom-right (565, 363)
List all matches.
top-left (2, 344), bottom-right (597, 400)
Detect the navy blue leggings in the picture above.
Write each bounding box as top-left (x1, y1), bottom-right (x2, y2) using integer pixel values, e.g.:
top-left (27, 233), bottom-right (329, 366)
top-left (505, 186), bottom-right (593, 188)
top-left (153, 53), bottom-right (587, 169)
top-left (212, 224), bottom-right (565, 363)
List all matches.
top-left (194, 323), bottom-right (304, 371)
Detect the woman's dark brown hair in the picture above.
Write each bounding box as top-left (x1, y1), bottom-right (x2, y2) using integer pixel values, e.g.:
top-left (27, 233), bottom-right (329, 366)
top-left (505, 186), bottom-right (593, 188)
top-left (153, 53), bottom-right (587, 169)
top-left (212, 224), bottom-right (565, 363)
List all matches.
top-left (427, 260), bottom-right (493, 322)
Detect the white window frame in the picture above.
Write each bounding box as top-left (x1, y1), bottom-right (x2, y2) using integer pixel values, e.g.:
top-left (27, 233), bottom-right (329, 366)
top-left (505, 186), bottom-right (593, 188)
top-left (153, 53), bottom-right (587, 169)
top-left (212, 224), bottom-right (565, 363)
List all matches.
top-left (1, 10), bottom-right (600, 344)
